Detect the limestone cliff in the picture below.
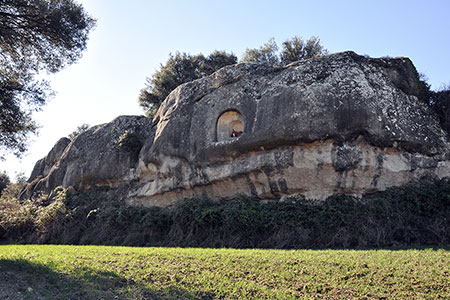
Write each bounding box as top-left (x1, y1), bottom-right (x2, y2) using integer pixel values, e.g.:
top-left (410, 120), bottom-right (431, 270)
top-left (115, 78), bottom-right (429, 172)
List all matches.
top-left (22, 51), bottom-right (450, 207)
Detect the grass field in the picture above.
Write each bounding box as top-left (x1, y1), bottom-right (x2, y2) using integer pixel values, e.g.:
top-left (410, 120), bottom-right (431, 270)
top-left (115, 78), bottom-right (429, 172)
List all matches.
top-left (0, 245), bottom-right (448, 299)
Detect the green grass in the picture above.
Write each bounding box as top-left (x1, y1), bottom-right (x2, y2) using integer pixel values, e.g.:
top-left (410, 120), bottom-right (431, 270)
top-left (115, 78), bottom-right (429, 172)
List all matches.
top-left (0, 245), bottom-right (448, 299)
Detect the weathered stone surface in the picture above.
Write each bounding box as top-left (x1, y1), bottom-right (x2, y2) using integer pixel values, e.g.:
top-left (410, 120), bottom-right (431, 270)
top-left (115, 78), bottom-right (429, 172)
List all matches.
top-left (128, 51), bottom-right (450, 206)
top-left (22, 51), bottom-right (450, 206)
top-left (29, 137), bottom-right (71, 182)
top-left (21, 116), bottom-right (154, 199)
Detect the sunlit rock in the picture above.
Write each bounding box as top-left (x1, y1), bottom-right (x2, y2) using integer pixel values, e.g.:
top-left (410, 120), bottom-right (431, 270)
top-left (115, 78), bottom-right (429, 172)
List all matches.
top-left (22, 52), bottom-right (450, 207)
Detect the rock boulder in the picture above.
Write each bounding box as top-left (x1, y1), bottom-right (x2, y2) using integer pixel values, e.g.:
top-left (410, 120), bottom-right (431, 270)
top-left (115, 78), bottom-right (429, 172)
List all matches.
top-left (22, 52), bottom-right (450, 207)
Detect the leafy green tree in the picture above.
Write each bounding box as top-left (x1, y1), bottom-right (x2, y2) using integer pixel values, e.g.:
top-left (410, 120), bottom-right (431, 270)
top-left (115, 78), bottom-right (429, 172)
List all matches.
top-left (280, 36), bottom-right (328, 64)
top-left (242, 36), bottom-right (328, 65)
top-left (139, 51), bottom-right (237, 117)
top-left (241, 38), bottom-right (279, 65)
top-left (0, 0), bottom-right (96, 157)
top-left (199, 50), bottom-right (238, 78)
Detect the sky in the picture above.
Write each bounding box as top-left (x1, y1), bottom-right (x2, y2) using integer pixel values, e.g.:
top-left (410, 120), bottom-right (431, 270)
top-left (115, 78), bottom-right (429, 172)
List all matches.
top-left (1, 0), bottom-right (450, 179)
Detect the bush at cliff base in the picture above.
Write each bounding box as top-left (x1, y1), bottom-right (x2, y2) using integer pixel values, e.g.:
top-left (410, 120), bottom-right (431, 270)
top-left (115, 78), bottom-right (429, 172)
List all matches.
top-left (1, 176), bottom-right (449, 249)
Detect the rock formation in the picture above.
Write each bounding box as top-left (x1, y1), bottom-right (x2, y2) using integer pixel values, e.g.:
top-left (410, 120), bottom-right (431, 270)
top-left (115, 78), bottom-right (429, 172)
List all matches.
top-left (22, 51), bottom-right (450, 207)
top-left (20, 116), bottom-right (154, 199)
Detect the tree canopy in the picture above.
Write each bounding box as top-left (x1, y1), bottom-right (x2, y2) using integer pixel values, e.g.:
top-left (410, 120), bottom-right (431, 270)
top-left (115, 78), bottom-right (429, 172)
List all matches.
top-left (280, 36), bottom-right (328, 65)
top-left (139, 51), bottom-right (237, 117)
top-left (0, 0), bottom-right (96, 157)
top-left (242, 36), bottom-right (328, 65)
top-left (241, 38), bottom-right (279, 65)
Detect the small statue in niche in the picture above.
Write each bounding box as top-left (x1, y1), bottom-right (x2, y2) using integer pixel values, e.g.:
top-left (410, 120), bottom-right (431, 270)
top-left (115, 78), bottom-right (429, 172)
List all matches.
top-left (231, 129), bottom-right (243, 137)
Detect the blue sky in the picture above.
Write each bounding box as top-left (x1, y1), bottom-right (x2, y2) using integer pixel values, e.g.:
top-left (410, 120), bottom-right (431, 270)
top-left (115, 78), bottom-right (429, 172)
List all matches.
top-left (1, 0), bottom-right (450, 178)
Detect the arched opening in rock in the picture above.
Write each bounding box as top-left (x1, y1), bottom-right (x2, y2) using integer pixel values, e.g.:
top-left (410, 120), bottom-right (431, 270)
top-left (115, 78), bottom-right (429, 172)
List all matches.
top-left (216, 110), bottom-right (245, 142)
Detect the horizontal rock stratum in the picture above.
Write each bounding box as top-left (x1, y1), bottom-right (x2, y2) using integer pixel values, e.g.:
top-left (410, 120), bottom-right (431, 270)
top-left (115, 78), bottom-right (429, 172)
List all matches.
top-left (22, 51), bottom-right (450, 207)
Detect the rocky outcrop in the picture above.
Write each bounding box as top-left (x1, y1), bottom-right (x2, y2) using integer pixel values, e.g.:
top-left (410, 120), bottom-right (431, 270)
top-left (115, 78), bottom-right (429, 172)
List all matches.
top-left (20, 115), bottom-right (154, 199)
top-left (23, 51), bottom-right (450, 206)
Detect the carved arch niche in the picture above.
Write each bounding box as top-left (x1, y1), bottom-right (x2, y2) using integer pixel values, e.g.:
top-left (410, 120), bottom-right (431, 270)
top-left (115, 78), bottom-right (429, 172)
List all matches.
top-left (216, 110), bottom-right (245, 142)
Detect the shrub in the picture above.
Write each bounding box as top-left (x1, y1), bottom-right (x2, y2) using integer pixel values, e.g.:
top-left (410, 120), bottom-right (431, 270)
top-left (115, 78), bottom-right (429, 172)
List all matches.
top-left (1, 177), bottom-right (449, 248)
top-left (0, 184), bottom-right (68, 243)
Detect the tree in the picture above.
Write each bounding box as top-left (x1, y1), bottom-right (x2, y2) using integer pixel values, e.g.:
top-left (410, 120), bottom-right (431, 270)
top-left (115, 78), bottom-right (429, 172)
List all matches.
top-left (280, 36), bottom-right (328, 65)
top-left (198, 50), bottom-right (238, 78)
top-left (0, 0), bottom-right (96, 157)
top-left (139, 51), bottom-right (237, 117)
top-left (241, 38), bottom-right (279, 65)
top-left (242, 36), bottom-right (328, 65)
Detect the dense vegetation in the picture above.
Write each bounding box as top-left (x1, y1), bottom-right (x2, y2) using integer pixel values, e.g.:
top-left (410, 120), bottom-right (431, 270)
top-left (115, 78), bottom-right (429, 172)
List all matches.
top-left (1, 176), bottom-right (449, 249)
top-left (0, 245), bottom-right (448, 299)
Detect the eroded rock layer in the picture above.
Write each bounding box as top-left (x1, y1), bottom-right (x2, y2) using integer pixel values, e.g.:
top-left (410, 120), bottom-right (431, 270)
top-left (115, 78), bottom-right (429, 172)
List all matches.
top-left (128, 138), bottom-right (450, 207)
